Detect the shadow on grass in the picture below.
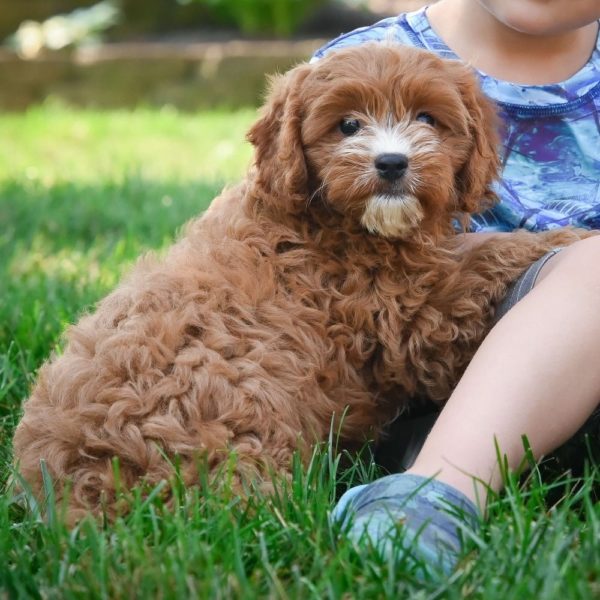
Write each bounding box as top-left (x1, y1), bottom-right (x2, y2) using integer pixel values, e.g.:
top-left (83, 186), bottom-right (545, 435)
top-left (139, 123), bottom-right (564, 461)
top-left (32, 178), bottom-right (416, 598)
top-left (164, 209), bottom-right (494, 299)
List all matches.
top-left (1, 175), bottom-right (227, 343)
top-left (1, 176), bottom-right (224, 254)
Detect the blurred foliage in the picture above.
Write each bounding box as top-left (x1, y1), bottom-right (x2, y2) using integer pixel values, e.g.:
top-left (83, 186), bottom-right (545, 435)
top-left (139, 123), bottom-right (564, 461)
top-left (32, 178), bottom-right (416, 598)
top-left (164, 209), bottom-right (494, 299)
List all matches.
top-left (1, 0), bottom-right (213, 41)
top-left (6, 1), bottom-right (119, 59)
top-left (191, 0), bottom-right (329, 37)
top-left (3, 0), bottom-right (371, 44)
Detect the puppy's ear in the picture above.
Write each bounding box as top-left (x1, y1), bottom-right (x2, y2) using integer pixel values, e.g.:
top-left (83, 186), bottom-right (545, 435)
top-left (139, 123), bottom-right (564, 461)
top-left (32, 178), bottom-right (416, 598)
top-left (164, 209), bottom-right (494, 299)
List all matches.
top-left (452, 66), bottom-right (501, 215)
top-left (247, 63), bottom-right (313, 214)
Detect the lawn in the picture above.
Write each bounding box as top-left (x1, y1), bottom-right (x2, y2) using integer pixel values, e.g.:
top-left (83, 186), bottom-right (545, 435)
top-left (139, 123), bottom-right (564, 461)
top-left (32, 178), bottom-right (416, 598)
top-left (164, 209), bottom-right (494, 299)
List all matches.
top-left (1, 105), bottom-right (599, 599)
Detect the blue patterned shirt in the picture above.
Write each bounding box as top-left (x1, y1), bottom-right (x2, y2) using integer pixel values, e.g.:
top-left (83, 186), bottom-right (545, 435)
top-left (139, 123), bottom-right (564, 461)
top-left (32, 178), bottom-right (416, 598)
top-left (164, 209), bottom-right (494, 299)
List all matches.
top-left (313, 8), bottom-right (600, 232)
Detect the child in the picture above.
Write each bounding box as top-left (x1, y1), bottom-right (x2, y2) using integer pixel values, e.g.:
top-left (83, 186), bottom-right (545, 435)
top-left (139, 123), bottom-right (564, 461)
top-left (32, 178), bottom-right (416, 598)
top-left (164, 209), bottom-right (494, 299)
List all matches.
top-left (313, 0), bottom-right (600, 574)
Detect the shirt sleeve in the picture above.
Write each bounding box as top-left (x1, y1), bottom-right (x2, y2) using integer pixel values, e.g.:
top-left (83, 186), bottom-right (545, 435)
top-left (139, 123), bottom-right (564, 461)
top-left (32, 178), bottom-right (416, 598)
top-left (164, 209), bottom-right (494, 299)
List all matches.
top-left (311, 16), bottom-right (410, 62)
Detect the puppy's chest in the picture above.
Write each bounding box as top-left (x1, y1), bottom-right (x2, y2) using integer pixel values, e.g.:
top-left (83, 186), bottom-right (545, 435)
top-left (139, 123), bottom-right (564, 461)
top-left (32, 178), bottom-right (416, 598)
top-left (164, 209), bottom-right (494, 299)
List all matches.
top-left (278, 257), bottom-right (421, 352)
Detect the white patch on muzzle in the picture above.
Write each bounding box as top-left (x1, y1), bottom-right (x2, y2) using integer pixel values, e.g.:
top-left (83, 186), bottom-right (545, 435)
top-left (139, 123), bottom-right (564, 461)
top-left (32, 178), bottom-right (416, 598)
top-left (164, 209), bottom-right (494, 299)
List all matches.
top-left (361, 194), bottom-right (424, 238)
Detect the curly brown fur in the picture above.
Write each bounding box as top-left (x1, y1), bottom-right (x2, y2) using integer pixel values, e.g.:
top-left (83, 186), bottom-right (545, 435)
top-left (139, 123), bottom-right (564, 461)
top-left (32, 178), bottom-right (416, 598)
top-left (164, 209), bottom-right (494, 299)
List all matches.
top-left (13, 44), bottom-right (592, 523)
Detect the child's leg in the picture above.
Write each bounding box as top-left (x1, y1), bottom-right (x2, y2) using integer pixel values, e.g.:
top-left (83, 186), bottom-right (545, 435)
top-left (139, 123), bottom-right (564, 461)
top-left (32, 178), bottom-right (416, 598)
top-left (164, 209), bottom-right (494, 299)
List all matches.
top-left (406, 235), bottom-right (600, 506)
top-left (334, 237), bottom-right (600, 571)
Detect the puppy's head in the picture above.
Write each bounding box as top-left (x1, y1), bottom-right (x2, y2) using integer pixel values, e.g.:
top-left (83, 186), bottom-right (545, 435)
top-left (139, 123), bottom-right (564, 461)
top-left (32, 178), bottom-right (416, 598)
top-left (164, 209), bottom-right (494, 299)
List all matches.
top-left (248, 44), bottom-right (499, 239)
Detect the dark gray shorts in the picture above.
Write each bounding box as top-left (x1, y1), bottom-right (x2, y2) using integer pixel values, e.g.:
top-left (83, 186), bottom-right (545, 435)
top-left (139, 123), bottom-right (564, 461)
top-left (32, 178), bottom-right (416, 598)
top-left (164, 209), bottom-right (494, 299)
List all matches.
top-left (492, 248), bottom-right (563, 324)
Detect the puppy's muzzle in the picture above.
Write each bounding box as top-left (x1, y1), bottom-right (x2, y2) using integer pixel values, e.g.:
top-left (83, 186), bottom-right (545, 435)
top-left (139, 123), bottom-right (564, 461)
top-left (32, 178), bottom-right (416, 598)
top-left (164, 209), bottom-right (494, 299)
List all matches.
top-left (375, 153), bottom-right (409, 182)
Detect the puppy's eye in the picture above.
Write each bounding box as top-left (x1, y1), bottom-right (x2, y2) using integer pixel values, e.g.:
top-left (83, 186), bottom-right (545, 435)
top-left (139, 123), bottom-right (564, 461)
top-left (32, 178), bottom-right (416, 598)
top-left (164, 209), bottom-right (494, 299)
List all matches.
top-left (339, 118), bottom-right (361, 136)
top-left (416, 112), bottom-right (435, 126)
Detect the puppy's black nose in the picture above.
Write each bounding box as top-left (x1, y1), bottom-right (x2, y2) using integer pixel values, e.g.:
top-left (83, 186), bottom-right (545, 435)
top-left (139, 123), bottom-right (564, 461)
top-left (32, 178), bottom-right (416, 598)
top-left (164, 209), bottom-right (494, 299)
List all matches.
top-left (375, 153), bottom-right (409, 182)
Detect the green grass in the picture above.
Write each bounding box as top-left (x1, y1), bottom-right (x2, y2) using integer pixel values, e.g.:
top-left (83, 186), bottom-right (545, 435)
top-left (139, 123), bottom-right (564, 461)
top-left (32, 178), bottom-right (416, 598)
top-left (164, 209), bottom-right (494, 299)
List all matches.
top-left (1, 105), bottom-right (599, 599)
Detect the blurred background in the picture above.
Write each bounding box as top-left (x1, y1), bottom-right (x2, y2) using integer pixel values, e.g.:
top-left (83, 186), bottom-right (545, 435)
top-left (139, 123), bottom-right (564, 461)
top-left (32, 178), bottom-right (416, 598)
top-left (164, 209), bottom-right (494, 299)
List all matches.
top-left (1, 0), bottom-right (428, 110)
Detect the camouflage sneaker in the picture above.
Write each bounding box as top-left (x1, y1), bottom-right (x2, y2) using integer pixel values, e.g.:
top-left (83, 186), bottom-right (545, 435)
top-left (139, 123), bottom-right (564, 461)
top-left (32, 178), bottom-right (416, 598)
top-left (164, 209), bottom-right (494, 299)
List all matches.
top-left (332, 473), bottom-right (479, 575)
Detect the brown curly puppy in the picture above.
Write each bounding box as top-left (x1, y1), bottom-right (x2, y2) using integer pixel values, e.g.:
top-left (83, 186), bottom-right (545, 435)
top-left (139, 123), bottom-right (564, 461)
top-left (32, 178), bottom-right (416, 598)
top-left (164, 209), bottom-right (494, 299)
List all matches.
top-left (13, 44), bottom-right (588, 522)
